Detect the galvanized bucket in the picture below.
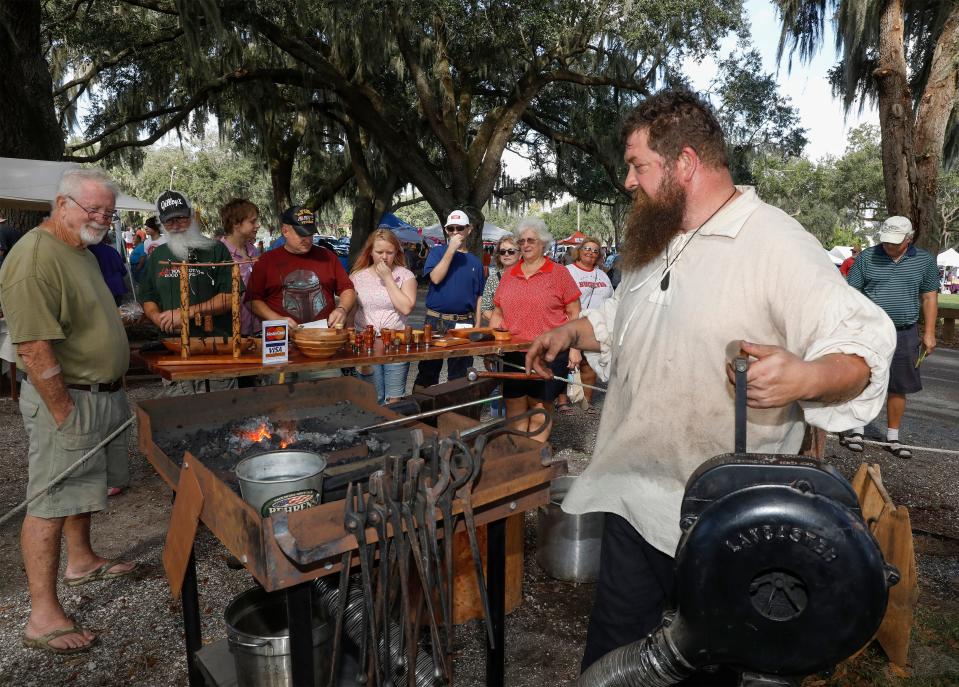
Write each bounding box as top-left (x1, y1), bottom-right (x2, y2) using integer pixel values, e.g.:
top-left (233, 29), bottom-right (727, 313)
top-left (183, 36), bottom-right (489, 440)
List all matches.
top-left (225, 585), bottom-right (331, 687)
top-left (235, 450), bottom-right (327, 517)
top-left (536, 475), bottom-right (605, 582)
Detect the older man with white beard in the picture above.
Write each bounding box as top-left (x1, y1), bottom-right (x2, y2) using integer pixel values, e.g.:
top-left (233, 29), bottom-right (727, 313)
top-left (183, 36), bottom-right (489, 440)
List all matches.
top-left (525, 89), bottom-right (898, 677)
top-left (0, 168), bottom-right (137, 654)
top-left (141, 190), bottom-right (234, 337)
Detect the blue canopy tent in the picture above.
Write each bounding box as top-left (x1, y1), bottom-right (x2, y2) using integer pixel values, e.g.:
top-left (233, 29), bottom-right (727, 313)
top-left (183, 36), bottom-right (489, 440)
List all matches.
top-left (377, 212), bottom-right (422, 243)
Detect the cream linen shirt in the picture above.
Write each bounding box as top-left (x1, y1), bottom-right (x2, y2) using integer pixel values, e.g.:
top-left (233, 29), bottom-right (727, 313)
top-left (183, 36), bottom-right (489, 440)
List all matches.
top-left (564, 187), bottom-right (896, 556)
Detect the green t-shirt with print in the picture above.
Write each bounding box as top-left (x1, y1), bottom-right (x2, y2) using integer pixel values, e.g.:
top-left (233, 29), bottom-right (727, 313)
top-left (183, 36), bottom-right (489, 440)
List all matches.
top-left (0, 228), bottom-right (129, 384)
top-left (140, 242), bottom-right (236, 337)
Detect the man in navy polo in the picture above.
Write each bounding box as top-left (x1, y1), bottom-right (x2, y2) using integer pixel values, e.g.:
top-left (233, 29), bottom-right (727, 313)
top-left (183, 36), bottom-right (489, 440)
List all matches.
top-left (844, 216), bottom-right (939, 458)
top-left (412, 209), bottom-right (486, 389)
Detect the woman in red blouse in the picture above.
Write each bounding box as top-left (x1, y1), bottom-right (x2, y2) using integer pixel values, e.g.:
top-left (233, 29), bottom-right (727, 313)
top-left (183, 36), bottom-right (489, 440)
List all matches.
top-left (491, 218), bottom-right (581, 441)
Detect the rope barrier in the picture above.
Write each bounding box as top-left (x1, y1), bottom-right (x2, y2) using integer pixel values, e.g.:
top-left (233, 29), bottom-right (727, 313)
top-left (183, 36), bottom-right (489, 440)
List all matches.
top-left (827, 433), bottom-right (959, 456)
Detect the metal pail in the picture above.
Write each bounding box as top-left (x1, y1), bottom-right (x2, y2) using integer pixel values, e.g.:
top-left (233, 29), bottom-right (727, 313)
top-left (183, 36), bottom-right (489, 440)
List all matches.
top-left (235, 450), bottom-right (327, 517)
top-left (225, 585), bottom-right (331, 687)
top-left (536, 475), bottom-right (605, 582)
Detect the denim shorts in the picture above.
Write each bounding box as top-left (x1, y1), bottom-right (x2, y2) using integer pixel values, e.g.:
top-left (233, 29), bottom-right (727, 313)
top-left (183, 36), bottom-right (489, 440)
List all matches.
top-left (359, 362), bottom-right (410, 404)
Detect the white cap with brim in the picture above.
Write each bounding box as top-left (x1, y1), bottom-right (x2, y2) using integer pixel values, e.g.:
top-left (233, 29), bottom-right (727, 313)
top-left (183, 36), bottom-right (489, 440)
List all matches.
top-left (445, 210), bottom-right (470, 227)
top-left (879, 215), bottom-right (913, 244)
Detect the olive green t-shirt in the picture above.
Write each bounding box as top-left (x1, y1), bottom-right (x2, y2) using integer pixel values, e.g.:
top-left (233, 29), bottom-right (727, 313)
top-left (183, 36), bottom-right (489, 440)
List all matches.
top-left (139, 242), bottom-right (235, 337)
top-left (0, 228), bottom-right (129, 384)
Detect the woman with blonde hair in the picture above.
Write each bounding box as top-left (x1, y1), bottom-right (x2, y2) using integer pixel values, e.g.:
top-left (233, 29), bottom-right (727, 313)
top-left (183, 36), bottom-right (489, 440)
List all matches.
top-left (350, 229), bottom-right (418, 404)
top-left (480, 234), bottom-right (519, 322)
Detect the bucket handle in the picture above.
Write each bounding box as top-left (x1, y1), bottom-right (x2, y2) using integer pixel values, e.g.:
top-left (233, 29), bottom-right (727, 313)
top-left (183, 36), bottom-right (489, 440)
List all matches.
top-left (230, 637), bottom-right (270, 649)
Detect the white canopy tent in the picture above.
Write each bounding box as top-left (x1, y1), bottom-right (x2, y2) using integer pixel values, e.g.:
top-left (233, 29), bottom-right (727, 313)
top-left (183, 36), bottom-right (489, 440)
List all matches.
top-left (829, 246), bottom-right (853, 262)
top-left (423, 221), bottom-right (508, 242)
top-left (937, 248), bottom-right (959, 268)
top-left (0, 156), bottom-right (154, 213)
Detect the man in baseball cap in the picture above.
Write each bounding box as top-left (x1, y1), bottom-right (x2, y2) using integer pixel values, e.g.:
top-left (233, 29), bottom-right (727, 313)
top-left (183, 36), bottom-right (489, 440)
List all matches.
top-left (412, 208), bottom-right (486, 390)
top-left (844, 215), bottom-right (940, 458)
top-left (247, 204), bottom-right (355, 336)
top-left (156, 190), bottom-right (191, 225)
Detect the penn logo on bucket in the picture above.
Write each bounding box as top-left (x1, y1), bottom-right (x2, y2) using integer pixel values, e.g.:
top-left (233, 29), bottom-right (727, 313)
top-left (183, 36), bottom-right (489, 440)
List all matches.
top-left (262, 489), bottom-right (320, 516)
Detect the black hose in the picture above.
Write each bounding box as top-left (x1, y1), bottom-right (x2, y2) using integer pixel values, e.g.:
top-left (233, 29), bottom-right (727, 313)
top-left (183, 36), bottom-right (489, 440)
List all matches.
top-left (574, 619), bottom-right (695, 687)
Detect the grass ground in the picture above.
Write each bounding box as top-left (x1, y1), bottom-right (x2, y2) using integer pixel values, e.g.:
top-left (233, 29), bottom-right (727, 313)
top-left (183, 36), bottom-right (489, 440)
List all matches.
top-left (939, 293), bottom-right (959, 309)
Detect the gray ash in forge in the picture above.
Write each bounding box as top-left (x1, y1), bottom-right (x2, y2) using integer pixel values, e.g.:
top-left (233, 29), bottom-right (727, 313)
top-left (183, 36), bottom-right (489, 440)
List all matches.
top-left (155, 413), bottom-right (391, 472)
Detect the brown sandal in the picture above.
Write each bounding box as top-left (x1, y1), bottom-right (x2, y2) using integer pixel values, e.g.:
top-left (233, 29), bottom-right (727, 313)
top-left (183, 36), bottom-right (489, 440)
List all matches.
top-left (23, 622), bottom-right (97, 655)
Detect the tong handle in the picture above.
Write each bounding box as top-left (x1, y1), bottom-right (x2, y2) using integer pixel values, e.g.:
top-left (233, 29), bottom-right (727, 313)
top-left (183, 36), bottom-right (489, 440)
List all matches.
top-left (734, 356), bottom-right (749, 454)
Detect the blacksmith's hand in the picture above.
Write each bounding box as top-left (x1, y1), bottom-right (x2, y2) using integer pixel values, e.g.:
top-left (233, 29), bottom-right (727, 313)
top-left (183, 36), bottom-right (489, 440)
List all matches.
top-left (568, 348), bottom-right (582, 369)
top-left (526, 324), bottom-right (576, 379)
top-left (726, 341), bottom-right (811, 409)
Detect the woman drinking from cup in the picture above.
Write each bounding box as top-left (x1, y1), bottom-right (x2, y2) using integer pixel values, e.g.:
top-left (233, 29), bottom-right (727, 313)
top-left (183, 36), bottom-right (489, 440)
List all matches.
top-left (350, 229), bottom-right (417, 404)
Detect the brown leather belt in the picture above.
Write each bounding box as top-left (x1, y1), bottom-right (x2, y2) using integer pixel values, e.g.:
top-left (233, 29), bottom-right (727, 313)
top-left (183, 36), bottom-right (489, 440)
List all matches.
top-left (425, 309), bottom-right (472, 322)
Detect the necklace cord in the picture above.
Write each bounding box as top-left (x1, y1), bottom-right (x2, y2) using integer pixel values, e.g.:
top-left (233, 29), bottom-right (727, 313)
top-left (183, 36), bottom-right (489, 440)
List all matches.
top-left (661, 187), bottom-right (738, 290)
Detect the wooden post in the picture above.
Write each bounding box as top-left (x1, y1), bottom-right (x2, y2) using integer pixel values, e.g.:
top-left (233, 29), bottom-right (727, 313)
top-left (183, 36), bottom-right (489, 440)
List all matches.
top-left (232, 263), bottom-right (241, 358)
top-left (179, 263), bottom-right (190, 359)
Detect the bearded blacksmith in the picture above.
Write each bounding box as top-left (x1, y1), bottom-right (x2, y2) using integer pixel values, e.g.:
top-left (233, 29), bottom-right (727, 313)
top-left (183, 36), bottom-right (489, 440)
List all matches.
top-left (0, 168), bottom-right (137, 654)
top-left (525, 90), bottom-right (898, 675)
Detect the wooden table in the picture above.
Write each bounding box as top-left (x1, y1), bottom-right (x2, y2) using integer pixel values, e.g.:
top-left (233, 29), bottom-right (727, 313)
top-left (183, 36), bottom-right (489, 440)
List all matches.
top-left (138, 338), bottom-right (531, 382)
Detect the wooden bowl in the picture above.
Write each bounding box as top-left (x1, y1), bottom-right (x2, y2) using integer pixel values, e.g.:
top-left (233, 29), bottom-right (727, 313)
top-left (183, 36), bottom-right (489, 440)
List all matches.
top-left (492, 329), bottom-right (512, 341)
top-left (293, 327), bottom-right (349, 343)
top-left (293, 336), bottom-right (346, 358)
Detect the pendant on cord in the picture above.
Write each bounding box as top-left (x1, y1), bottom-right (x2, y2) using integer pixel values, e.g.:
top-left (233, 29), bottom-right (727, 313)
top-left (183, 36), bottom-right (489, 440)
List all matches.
top-left (660, 270), bottom-right (670, 290)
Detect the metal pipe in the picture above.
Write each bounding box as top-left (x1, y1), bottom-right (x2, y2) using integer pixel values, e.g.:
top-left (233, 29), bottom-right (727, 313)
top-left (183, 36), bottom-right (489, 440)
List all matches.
top-left (574, 619), bottom-right (695, 687)
top-left (359, 395), bottom-right (503, 433)
top-left (499, 360), bottom-right (607, 394)
top-left (467, 367), bottom-right (546, 382)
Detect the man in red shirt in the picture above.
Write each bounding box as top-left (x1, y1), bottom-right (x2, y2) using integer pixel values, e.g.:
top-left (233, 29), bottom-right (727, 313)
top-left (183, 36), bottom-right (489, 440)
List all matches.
top-left (840, 244), bottom-right (861, 277)
top-left (247, 206), bottom-right (356, 328)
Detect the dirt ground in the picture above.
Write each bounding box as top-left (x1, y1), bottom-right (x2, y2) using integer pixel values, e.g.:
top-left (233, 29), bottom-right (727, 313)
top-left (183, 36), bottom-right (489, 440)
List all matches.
top-left (0, 364), bottom-right (957, 686)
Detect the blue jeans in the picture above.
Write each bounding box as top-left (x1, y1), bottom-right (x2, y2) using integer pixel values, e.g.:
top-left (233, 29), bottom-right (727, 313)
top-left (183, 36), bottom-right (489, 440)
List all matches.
top-left (359, 362), bottom-right (410, 404)
top-left (413, 314), bottom-right (474, 387)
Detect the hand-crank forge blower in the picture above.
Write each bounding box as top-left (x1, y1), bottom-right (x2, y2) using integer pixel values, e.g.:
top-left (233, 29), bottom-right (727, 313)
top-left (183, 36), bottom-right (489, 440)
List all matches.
top-left (576, 357), bottom-right (900, 687)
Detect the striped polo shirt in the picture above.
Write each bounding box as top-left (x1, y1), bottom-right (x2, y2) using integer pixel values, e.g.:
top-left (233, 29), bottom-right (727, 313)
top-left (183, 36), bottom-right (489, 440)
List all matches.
top-left (846, 245), bottom-right (939, 327)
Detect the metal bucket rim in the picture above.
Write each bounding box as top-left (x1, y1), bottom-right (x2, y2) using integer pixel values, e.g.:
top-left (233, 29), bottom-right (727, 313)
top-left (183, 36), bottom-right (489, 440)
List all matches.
top-left (225, 586), bottom-right (330, 656)
top-left (235, 450), bottom-right (328, 485)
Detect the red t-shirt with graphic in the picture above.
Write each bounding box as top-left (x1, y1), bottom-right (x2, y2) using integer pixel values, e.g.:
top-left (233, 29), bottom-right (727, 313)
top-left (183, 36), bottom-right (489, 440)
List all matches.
top-left (245, 245), bottom-right (354, 324)
top-left (493, 258), bottom-right (581, 342)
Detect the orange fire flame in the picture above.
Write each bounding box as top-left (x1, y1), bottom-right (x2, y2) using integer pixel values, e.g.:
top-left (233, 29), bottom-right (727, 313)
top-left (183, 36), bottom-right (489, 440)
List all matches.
top-left (236, 421), bottom-right (294, 449)
top-left (239, 422), bottom-right (272, 444)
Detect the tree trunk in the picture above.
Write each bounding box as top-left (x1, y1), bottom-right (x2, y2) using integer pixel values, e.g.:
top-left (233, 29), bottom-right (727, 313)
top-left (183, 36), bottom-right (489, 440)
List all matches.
top-left (0, 0), bottom-right (65, 230)
top-left (913, 3), bottom-right (959, 252)
top-left (874, 0), bottom-right (920, 228)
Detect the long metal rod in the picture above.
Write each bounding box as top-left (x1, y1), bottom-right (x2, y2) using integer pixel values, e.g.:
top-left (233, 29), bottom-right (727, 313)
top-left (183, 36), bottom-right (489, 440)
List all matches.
top-left (287, 582), bottom-right (316, 687)
top-left (360, 395), bottom-right (503, 433)
top-left (499, 360), bottom-right (607, 394)
top-left (485, 518), bottom-right (507, 686)
top-left (0, 415), bottom-right (136, 527)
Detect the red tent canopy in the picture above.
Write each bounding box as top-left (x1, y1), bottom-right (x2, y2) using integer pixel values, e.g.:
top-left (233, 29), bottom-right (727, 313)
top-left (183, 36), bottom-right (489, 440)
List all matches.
top-left (558, 230), bottom-right (587, 245)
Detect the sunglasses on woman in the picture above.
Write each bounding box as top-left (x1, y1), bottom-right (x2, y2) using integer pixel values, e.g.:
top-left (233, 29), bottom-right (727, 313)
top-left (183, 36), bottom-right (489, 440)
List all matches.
top-left (580, 247), bottom-right (600, 254)
top-left (498, 248), bottom-right (518, 255)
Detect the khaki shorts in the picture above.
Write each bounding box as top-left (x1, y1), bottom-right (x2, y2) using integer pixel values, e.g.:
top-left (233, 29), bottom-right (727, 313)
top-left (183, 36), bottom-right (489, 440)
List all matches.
top-left (20, 382), bottom-right (131, 519)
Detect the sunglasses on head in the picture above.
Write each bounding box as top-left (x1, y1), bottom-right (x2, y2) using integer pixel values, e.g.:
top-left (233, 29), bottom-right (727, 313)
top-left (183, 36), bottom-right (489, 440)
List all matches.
top-left (498, 248), bottom-right (518, 255)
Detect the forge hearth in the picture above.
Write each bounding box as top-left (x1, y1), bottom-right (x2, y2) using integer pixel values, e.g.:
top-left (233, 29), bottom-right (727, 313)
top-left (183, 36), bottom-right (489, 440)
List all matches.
top-left (138, 380), bottom-right (416, 499)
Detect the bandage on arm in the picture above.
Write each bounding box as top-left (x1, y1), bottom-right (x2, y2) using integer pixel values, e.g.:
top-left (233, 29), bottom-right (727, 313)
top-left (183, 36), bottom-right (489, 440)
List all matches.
top-left (16, 340), bottom-right (74, 424)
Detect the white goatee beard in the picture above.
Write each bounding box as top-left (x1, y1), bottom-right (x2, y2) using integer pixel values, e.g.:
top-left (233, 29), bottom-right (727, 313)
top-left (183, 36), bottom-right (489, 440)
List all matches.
top-left (79, 222), bottom-right (109, 247)
top-left (165, 221), bottom-right (215, 260)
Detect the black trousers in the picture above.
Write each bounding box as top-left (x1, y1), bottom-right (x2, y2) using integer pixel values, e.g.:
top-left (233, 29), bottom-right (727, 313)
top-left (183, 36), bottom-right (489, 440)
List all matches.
top-left (582, 513), bottom-right (738, 685)
top-left (412, 314), bottom-right (473, 388)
